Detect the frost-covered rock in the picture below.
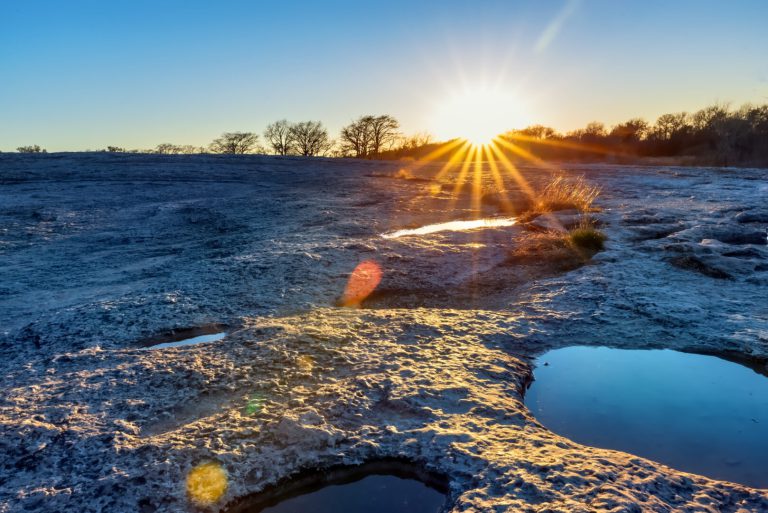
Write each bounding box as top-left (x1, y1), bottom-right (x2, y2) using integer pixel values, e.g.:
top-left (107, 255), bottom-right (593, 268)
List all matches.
top-left (1, 154), bottom-right (767, 512)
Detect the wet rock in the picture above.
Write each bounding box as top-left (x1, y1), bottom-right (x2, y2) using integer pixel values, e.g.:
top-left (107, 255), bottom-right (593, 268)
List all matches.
top-left (673, 225), bottom-right (767, 246)
top-left (735, 210), bottom-right (768, 224)
top-left (627, 223), bottom-right (682, 241)
top-left (668, 255), bottom-right (732, 279)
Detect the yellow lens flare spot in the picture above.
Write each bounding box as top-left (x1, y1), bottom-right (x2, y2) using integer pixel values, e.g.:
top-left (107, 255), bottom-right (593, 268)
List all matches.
top-left (430, 87), bottom-right (530, 147)
top-left (186, 462), bottom-right (228, 505)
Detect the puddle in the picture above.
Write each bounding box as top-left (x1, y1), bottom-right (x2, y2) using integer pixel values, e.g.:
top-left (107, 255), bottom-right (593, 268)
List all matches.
top-left (137, 324), bottom-right (227, 349)
top-left (526, 346), bottom-right (768, 488)
top-left (227, 460), bottom-right (449, 513)
top-left (382, 217), bottom-right (516, 239)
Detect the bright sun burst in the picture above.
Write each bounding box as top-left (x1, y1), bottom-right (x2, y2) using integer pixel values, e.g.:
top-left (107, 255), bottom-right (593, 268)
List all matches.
top-left (431, 87), bottom-right (530, 146)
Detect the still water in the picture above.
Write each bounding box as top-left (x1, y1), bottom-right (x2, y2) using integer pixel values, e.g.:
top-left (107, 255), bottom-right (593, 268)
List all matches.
top-left (382, 217), bottom-right (516, 239)
top-left (231, 462), bottom-right (448, 513)
top-left (141, 332), bottom-right (226, 350)
top-left (526, 346), bottom-right (768, 488)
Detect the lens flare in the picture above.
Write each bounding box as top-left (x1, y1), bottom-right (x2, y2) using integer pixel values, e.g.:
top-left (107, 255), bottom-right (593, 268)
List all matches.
top-left (244, 394), bottom-right (265, 416)
top-left (340, 260), bottom-right (382, 308)
top-left (187, 462), bottom-right (228, 505)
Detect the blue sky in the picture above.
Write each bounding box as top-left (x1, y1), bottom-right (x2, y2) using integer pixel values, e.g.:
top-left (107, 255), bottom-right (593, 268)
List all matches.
top-left (1, 0), bottom-right (767, 151)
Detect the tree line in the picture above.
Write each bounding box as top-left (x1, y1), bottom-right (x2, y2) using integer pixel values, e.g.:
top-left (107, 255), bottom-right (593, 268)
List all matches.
top-left (9, 102), bottom-right (768, 166)
top-left (504, 102), bottom-right (768, 167)
top-left (11, 115), bottom-right (409, 157)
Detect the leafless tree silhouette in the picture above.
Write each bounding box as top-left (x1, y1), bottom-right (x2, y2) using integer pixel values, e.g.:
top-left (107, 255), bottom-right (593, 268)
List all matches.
top-left (288, 121), bottom-right (332, 156)
top-left (209, 132), bottom-right (260, 154)
top-left (17, 145), bottom-right (46, 153)
top-left (339, 115), bottom-right (400, 158)
top-left (263, 120), bottom-right (295, 155)
top-left (339, 116), bottom-right (372, 158)
top-left (369, 115), bottom-right (400, 156)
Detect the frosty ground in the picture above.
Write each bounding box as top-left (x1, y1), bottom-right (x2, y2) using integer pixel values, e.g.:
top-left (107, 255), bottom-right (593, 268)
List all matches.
top-left (1, 153), bottom-right (767, 512)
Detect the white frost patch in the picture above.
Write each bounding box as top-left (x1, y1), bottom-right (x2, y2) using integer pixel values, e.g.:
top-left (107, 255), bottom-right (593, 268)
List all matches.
top-left (141, 332), bottom-right (226, 350)
top-left (382, 217), bottom-right (517, 239)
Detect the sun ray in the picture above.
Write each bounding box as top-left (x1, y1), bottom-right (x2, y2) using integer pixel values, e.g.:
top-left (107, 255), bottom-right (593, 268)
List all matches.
top-left (493, 136), bottom-right (558, 171)
top-left (504, 132), bottom-right (629, 157)
top-left (410, 138), bottom-right (466, 165)
top-left (432, 140), bottom-right (473, 184)
top-left (448, 145), bottom-right (477, 212)
top-left (486, 141), bottom-right (537, 200)
top-left (484, 145), bottom-right (514, 213)
top-left (488, 141), bottom-right (567, 231)
top-left (471, 144), bottom-right (485, 217)
top-left (398, 138), bottom-right (468, 182)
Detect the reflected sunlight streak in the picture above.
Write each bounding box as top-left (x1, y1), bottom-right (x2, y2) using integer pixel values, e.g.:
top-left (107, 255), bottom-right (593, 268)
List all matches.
top-left (382, 218), bottom-right (517, 239)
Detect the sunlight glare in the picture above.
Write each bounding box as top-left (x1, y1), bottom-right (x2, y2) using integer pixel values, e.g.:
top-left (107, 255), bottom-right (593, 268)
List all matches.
top-left (382, 218), bottom-right (517, 239)
top-left (431, 87), bottom-right (529, 146)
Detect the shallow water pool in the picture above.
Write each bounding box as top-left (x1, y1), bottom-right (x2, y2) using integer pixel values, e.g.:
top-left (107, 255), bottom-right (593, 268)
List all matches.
top-left (526, 346), bottom-right (768, 488)
top-left (381, 217), bottom-right (516, 239)
top-left (228, 461), bottom-right (448, 513)
top-left (140, 331), bottom-right (226, 350)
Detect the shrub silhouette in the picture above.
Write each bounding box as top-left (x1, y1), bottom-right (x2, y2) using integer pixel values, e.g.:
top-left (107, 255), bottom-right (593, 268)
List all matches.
top-left (17, 145), bottom-right (46, 153)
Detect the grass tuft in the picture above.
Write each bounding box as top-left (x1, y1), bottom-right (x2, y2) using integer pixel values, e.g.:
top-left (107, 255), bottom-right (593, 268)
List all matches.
top-left (535, 175), bottom-right (601, 213)
top-left (569, 224), bottom-right (607, 252)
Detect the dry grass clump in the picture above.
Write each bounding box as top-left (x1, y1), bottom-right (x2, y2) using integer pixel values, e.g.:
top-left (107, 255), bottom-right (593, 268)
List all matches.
top-left (506, 231), bottom-right (582, 270)
top-left (507, 218), bottom-right (607, 268)
top-left (535, 175), bottom-right (601, 213)
top-left (569, 218), bottom-right (607, 252)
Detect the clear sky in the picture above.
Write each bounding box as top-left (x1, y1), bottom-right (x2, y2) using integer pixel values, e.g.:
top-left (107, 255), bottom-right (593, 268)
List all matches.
top-left (1, 0), bottom-right (767, 151)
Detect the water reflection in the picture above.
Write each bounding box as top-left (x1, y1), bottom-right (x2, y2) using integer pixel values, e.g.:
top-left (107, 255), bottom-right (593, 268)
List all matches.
top-left (382, 217), bottom-right (516, 239)
top-left (227, 460), bottom-right (448, 513)
top-left (526, 346), bottom-right (768, 488)
top-left (142, 332), bottom-right (226, 350)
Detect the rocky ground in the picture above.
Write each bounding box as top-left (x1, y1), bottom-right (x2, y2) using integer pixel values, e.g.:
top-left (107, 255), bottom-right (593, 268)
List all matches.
top-left (1, 153), bottom-right (767, 512)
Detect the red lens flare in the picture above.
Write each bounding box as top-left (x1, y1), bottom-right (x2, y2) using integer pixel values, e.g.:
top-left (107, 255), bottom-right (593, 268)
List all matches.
top-left (340, 260), bottom-right (382, 308)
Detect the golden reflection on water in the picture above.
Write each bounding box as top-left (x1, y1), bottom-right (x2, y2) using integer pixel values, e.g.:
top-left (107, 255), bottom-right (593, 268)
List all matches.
top-left (382, 218), bottom-right (517, 239)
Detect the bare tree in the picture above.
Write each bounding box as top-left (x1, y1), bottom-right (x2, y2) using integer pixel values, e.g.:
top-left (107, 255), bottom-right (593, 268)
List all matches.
top-left (263, 120), bottom-right (295, 155)
top-left (609, 118), bottom-right (649, 144)
top-left (209, 132), bottom-right (260, 154)
top-left (17, 145), bottom-right (46, 153)
top-left (179, 145), bottom-right (206, 154)
top-left (398, 131), bottom-right (433, 150)
top-left (651, 113), bottom-right (689, 141)
top-left (155, 143), bottom-right (183, 154)
top-left (369, 115), bottom-right (400, 156)
top-left (339, 115), bottom-right (401, 158)
top-left (340, 116), bottom-right (374, 158)
top-left (518, 125), bottom-right (558, 139)
top-left (153, 143), bottom-right (205, 154)
top-left (288, 121), bottom-right (332, 157)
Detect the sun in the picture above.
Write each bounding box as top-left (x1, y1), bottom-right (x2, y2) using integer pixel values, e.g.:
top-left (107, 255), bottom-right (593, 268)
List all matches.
top-left (431, 87), bottom-right (530, 146)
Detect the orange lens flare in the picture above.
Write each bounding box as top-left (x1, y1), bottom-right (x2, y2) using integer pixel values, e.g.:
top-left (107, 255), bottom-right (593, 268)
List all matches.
top-left (340, 260), bottom-right (382, 308)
